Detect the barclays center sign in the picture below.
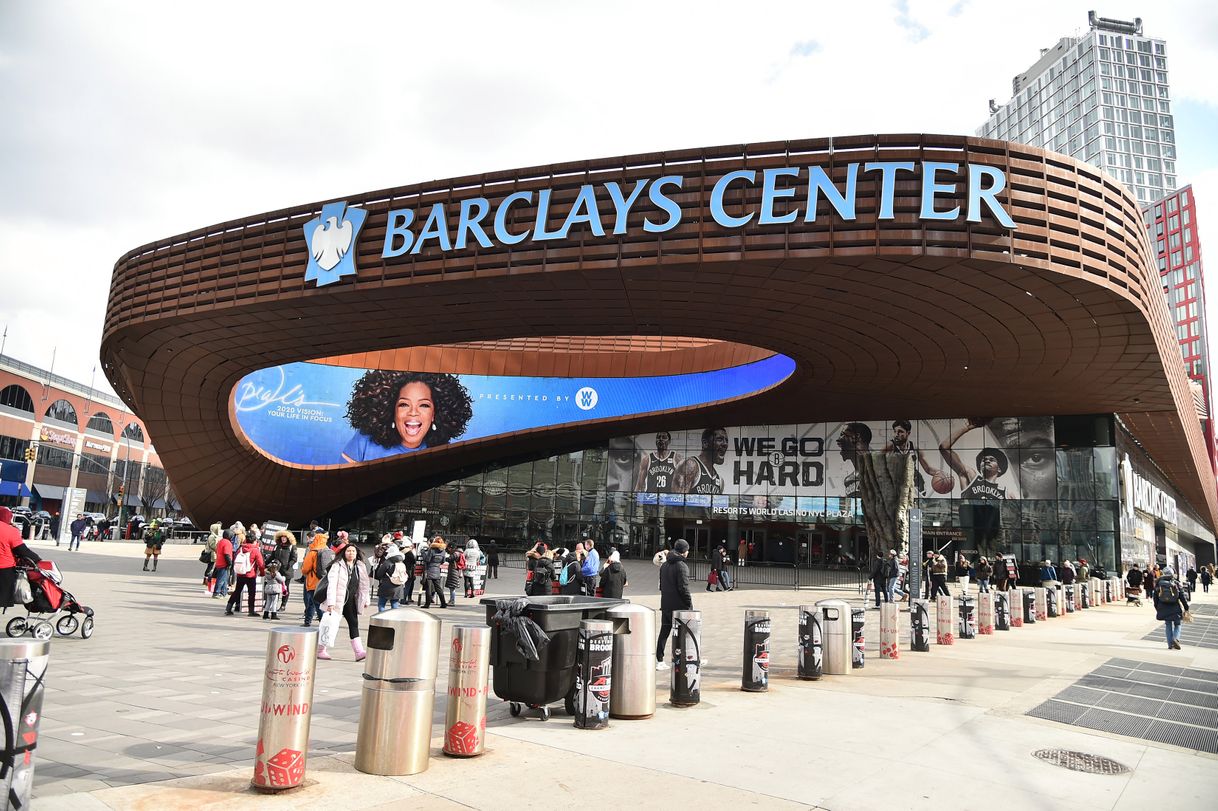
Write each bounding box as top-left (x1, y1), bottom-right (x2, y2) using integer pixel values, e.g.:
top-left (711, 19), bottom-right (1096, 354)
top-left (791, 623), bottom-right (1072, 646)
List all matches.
top-left (303, 161), bottom-right (1019, 287)
top-left (1120, 453), bottom-right (1178, 525)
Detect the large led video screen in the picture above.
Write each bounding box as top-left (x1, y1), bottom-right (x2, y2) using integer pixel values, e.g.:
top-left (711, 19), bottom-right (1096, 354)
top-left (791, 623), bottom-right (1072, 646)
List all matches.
top-left (233, 354), bottom-right (794, 467)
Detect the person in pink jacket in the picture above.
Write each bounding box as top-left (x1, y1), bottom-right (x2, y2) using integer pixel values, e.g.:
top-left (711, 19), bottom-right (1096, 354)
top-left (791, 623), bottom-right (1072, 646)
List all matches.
top-left (225, 531), bottom-right (265, 616)
top-left (319, 542), bottom-right (371, 661)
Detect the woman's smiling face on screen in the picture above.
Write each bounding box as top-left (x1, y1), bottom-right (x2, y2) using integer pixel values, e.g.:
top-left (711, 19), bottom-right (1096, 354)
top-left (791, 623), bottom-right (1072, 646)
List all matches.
top-left (395, 381), bottom-right (434, 448)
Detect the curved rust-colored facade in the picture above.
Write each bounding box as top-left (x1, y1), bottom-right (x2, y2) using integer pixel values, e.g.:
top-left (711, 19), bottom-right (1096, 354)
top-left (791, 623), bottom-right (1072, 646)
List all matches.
top-left (101, 133), bottom-right (1217, 528)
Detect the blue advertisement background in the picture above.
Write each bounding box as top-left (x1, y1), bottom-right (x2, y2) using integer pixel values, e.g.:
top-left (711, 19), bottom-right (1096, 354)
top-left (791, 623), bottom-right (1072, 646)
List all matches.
top-left (233, 355), bottom-right (794, 467)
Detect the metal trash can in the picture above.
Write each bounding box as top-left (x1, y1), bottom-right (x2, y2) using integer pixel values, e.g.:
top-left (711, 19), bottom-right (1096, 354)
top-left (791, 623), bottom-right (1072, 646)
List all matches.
top-left (798, 604), bottom-right (823, 679)
top-left (0, 639), bottom-right (49, 809)
top-left (742, 610), bottom-right (771, 691)
top-left (879, 602), bottom-right (899, 658)
top-left (252, 627), bottom-right (318, 792)
top-left (851, 607), bottom-right (866, 669)
top-left (606, 604), bottom-right (656, 719)
top-left (909, 598), bottom-right (931, 651)
top-left (936, 594), bottom-right (954, 644)
top-left (816, 599), bottom-right (851, 675)
top-left (994, 590), bottom-right (1010, 630)
top-left (670, 609), bottom-right (701, 706)
top-left (574, 619), bottom-right (614, 729)
top-left (355, 607), bottom-right (441, 776)
top-left (443, 625), bottom-right (490, 757)
top-left (958, 594), bottom-right (976, 639)
top-left (1022, 589), bottom-right (1037, 624)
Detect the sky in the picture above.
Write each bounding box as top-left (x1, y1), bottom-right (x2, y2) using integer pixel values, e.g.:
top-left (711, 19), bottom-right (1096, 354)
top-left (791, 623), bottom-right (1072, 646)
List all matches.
top-left (2, 0), bottom-right (1217, 400)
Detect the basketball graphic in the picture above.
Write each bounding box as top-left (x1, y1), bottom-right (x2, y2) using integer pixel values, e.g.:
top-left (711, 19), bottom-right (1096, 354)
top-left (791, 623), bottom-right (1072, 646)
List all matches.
top-left (931, 471), bottom-right (955, 493)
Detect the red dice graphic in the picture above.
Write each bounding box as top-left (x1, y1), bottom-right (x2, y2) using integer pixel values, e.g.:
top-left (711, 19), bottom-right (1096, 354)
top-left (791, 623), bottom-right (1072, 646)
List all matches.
top-left (445, 721), bottom-right (479, 755)
top-left (260, 747), bottom-right (305, 787)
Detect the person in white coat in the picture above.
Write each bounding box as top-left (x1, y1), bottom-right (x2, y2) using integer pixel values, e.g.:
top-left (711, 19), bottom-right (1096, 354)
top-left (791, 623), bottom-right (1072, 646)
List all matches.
top-left (319, 542), bottom-right (371, 661)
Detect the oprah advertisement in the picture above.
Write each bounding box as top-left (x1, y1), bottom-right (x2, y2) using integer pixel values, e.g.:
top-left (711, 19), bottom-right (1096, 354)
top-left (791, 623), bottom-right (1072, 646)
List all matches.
top-left (232, 355), bottom-right (794, 467)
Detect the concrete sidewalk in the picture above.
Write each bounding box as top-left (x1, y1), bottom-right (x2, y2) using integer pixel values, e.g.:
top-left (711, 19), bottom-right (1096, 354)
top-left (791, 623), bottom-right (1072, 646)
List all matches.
top-left (24, 540), bottom-right (1218, 809)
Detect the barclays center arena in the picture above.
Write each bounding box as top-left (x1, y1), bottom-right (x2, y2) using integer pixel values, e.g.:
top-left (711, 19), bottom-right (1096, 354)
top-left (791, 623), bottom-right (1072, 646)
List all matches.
top-left (101, 134), bottom-right (1217, 574)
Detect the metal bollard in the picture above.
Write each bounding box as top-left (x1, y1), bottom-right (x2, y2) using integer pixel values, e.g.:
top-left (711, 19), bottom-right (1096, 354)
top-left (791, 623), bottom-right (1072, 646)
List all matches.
top-left (936, 594), bottom-right (955, 644)
top-left (670, 610), bottom-right (701, 707)
top-left (1034, 587), bottom-right (1048, 621)
top-left (1046, 585), bottom-right (1059, 617)
top-left (958, 594), bottom-right (977, 639)
top-left (574, 619), bottom-right (614, 729)
top-left (977, 590), bottom-right (994, 634)
top-left (742, 610), bottom-right (771, 692)
top-left (443, 625), bottom-right (490, 757)
top-left (851, 607), bottom-right (865, 669)
top-left (607, 604), bottom-right (656, 719)
top-left (879, 602), bottom-right (899, 658)
top-left (0, 639), bottom-right (50, 809)
top-left (355, 608), bottom-right (441, 776)
top-left (252, 627), bottom-right (318, 792)
top-left (994, 590), bottom-right (1011, 630)
top-left (798, 604), bottom-right (823, 679)
top-left (1022, 589), bottom-right (1037, 624)
top-left (910, 599), bottom-right (931, 651)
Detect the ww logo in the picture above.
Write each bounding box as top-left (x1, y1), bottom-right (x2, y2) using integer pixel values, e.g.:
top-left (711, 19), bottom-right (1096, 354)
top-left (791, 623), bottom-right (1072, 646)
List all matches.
top-left (575, 387), bottom-right (599, 411)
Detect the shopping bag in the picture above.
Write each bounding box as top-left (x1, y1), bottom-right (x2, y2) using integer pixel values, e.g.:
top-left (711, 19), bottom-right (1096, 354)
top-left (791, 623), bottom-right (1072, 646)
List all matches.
top-left (13, 571), bottom-right (32, 605)
top-left (318, 611), bottom-right (341, 647)
top-left (1182, 610), bottom-right (1194, 624)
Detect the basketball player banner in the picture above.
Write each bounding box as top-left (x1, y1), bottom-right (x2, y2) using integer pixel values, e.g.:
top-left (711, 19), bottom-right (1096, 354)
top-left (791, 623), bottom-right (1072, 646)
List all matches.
top-left (935, 595), bottom-right (954, 645)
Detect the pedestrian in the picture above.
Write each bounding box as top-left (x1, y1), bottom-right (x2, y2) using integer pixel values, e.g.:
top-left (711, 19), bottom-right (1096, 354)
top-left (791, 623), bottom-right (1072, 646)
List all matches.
top-left (930, 554), bottom-right (950, 598)
top-left (421, 536), bottom-right (449, 609)
top-left (717, 544), bottom-right (733, 591)
top-left (1060, 559), bottom-right (1076, 586)
top-left (737, 536), bottom-right (747, 567)
top-left (142, 520), bottom-right (165, 571)
top-left (485, 539), bottom-right (499, 579)
top-left (318, 542), bottom-right (371, 661)
top-left (374, 544), bottom-right (407, 611)
top-left (262, 560), bottom-right (286, 620)
top-left (993, 554), bottom-right (1009, 592)
top-left (600, 550), bottom-right (628, 598)
top-left (1077, 558), bottom-right (1090, 582)
top-left (225, 530), bottom-right (265, 616)
top-left (202, 521), bottom-right (221, 593)
top-left (213, 529), bottom-right (234, 598)
top-left (270, 530), bottom-right (299, 608)
top-left (401, 541), bottom-right (418, 604)
top-left (581, 537), bottom-right (600, 596)
top-left (464, 539), bottom-right (484, 598)
top-left (560, 544), bottom-right (584, 596)
top-left (0, 507), bottom-right (42, 611)
top-left (652, 543), bottom-right (669, 568)
top-left (445, 542), bottom-right (464, 605)
top-left (656, 539), bottom-right (693, 671)
top-left (954, 553), bottom-right (971, 591)
top-left (98, 515), bottom-right (111, 542)
top-left (1153, 566), bottom-right (1189, 650)
top-left (530, 548), bottom-right (556, 596)
top-left (923, 549), bottom-right (937, 598)
top-left (68, 514), bottom-right (86, 551)
top-left (1201, 567), bottom-right (1212, 593)
top-left (1186, 567), bottom-right (1198, 594)
top-left (300, 531), bottom-right (332, 626)
top-left (870, 551), bottom-right (889, 607)
top-left (1039, 559), bottom-right (1058, 588)
top-left (976, 556), bottom-right (993, 593)
top-left (1126, 564), bottom-right (1144, 605)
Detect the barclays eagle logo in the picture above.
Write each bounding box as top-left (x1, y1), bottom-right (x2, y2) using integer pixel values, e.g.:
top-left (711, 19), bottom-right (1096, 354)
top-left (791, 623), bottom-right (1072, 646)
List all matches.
top-left (303, 201), bottom-right (367, 287)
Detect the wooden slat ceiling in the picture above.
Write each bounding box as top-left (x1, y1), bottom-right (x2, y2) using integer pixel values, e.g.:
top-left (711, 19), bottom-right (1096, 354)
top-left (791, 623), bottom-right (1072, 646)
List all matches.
top-left (100, 134), bottom-right (1217, 529)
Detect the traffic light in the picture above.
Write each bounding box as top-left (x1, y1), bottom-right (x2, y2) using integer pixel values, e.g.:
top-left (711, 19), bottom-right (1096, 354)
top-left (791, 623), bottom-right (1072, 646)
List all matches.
top-left (118, 483), bottom-right (125, 497)
top-left (24, 446), bottom-right (34, 462)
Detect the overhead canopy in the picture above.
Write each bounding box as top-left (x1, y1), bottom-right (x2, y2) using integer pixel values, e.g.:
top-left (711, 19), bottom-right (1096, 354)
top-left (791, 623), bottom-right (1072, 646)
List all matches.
top-left (0, 481), bottom-right (31, 498)
top-left (33, 484), bottom-right (65, 501)
top-left (85, 489), bottom-right (108, 505)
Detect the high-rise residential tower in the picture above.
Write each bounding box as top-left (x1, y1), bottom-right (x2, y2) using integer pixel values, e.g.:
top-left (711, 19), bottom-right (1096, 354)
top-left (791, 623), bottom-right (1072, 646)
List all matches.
top-left (977, 11), bottom-right (1176, 206)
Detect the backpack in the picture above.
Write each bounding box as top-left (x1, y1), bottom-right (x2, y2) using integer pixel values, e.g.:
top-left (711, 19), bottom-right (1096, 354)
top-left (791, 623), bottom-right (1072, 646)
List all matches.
top-left (558, 560), bottom-right (571, 586)
top-left (233, 548), bottom-right (253, 576)
top-left (389, 561), bottom-right (407, 586)
top-left (1156, 580), bottom-right (1180, 605)
top-left (456, 551), bottom-right (467, 570)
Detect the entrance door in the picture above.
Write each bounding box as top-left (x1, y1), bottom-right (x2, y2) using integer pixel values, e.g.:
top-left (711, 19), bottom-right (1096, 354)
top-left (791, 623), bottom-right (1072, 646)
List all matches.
top-left (797, 530), bottom-right (823, 566)
top-left (739, 527), bottom-right (766, 563)
top-left (683, 525), bottom-right (711, 561)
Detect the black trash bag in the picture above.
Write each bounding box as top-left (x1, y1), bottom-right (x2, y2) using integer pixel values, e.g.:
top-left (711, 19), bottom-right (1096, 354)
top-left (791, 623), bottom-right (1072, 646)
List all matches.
top-left (492, 597), bottom-right (551, 662)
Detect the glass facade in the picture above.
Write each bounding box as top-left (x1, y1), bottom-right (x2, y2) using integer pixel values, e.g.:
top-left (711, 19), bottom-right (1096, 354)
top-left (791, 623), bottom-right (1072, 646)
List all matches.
top-left (348, 414), bottom-right (1125, 571)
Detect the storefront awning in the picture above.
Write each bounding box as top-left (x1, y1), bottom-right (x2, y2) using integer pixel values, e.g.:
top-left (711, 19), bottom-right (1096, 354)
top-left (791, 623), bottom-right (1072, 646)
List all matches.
top-left (151, 497), bottom-right (167, 510)
top-left (126, 495), bottom-right (144, 508)
top-left (0, 481), bottom-right (31, 498)
top-left (85, 489), bottom-right (108, 505)
top-left (33, 484), bottom-right (66, 501)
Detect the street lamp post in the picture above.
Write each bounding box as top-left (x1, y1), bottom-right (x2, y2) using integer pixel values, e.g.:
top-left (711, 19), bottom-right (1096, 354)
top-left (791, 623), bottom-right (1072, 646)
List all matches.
top-left (117, 425), bottom-right (133, 540)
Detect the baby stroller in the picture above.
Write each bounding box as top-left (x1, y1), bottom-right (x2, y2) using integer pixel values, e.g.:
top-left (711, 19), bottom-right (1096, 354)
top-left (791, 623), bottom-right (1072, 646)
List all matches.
top-left (5, 560), bottom-right (95, 641)
top-left (1125, 584), bottom-right (1143, 607)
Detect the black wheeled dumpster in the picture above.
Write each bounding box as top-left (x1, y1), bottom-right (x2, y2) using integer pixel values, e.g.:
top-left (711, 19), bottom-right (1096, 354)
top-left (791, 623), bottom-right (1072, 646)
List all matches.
top-left (481, 595), bottom-right (626, 720)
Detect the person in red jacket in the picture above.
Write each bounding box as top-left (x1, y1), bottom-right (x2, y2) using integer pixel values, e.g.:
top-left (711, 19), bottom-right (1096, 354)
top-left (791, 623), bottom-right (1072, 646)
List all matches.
top-left (0, 506), bottom-right (42, 609)
top-left (224, 530), bottom-right (265, 616)
top-left (212, 531), bottom-right (235, 598)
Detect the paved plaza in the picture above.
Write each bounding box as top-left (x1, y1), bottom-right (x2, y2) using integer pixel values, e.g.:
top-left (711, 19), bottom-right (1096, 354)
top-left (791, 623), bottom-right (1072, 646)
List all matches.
top-left (20, 539), bottom-right (1218, 809)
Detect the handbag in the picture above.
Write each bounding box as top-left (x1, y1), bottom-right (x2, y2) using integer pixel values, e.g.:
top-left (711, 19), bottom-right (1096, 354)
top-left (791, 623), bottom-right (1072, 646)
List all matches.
top-left (1182, 610), bottom-right (1194, 624)
top-left (318, 611), bottom-right (340, 647)
top-left (13, 571), bottom-right (32, 605)
top-left (199, 549), bottom-right (212, 563)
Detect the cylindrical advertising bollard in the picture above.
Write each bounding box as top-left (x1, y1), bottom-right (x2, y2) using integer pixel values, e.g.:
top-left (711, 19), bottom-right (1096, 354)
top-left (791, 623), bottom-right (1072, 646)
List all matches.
top-left (910, 599), bottom-right (931, 651)
top-left (1091, 577), bottom-right (1103, 605)
top-left (1104, 578), bottom-right (1114, 603)
top-left (977, 590), bottom-right (994, 634)
top-left (817, 599), bottom-right (852, 674)
top-left (742, 610), bottom-right (771, 691)
top-left (574, 619), bottom-right (614, 729)
top-left (798, 605), bottom-right (824, 680)
top-left (355, 607), bottom-right (441, 776)
top-left (1022, 589), bottom-right (1037, 624)
top-left (252, 628), bottom-right (318, 792)
top-left (879, 602), bottom-right (899, 659)
top-left (1034, 587), bottom-right (1048, 621)
top-left (606, 604), bottom-right (656, 719)
top-left (670, 610), bottom-right (701, 707)
top-left (851, 607), bottom-right (866, 669)
top-left (1046, 585), bottom-right (1059, 618)
top-left (958, 594), bottom-right (976, 639)
top-left (1064, 584), bottom-right (1075, 613)
top-left (1080, 581), bottom-right (1090, 609)
top-left (936, 594), bottom-right (955, 645)
top-left (444, 625), bottom-right (490, 757)
top-left (0, 639), bottom-right (50, 808)
top-left (995, 590), bottom-right (1011, 630)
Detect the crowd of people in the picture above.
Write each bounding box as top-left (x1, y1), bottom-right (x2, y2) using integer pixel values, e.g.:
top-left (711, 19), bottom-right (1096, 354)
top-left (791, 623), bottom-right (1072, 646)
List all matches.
top-left (521, 536), bottom-right (629, 599)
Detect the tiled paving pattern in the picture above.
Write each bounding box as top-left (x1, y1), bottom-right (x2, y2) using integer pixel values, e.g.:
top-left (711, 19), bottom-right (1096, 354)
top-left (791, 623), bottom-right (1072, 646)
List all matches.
top-left (1141, 600), bottom-right (1218, 649)
top-left (1027, 657), bottom-right (1218, 753)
